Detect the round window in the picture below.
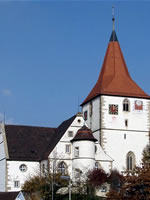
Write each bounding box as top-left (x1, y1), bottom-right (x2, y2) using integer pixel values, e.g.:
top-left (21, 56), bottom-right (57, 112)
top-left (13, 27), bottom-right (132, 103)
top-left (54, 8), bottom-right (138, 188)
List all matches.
top-left (77, 119), bottom-right (81, 123)
top-left (19, 164), bottom-right (27, 172)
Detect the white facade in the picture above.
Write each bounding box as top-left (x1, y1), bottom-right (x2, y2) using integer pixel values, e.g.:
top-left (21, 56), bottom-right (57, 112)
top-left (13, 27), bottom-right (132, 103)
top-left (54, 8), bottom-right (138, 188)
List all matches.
top-left (82, 95), bottom-right (150, 171)
top-left (82, 96), bottom-right (101, 141)
top-left (0, 123), bottom-right (8, 191)
top-left (7, 161), bottom-right (39, 191)
top-left (0, 114), bottom-right (112, 192)
top-left (72, 140), bottom-right (95, 181)
top-left (45, 114), bottom-right (112, 182)
top-left (0, 123), bottom-right (39, 192)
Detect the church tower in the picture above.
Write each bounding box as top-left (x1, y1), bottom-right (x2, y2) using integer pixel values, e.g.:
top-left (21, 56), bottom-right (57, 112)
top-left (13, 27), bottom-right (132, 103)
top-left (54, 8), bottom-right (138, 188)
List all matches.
top-left (81, 14), bottom-right (150, 171)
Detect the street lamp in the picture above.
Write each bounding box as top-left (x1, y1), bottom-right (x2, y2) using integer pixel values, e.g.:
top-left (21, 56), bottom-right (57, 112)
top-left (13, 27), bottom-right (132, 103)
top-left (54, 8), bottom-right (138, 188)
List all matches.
top-left (61, 175), bottom-right (71, 200)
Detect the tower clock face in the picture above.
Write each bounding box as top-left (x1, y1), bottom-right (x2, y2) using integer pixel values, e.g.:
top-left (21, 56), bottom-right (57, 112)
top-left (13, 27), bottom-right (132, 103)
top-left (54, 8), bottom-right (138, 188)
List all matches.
top-left (136, 100), bottom-right (142, 106)
top-left (135, 100), bottom-right (143, 110)
top-left (109, 104), bottom-right (118, 115)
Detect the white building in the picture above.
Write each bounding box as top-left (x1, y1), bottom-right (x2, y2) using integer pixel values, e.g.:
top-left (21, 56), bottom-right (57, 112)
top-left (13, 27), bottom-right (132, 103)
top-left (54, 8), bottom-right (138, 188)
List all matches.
top-left (0, 113), bottom-right (112, 192)
top-left (0, 20), bottom-right (149, 193)
top-left (81, 29), bottom-right (150, 171)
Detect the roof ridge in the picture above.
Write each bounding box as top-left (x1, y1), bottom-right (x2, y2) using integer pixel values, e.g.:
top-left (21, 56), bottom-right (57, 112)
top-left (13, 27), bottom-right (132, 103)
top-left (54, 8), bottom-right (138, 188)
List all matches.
top-left (5, 124), bottom-right (56, 129)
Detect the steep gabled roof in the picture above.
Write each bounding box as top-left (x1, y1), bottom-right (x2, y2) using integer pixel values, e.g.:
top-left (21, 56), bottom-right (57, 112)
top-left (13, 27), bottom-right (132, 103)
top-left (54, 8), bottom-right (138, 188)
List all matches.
top-left (81, 30), bottom-right (150, 105)
top-left (5, 125), bottom-right (57, 161)
top-left (42, 115), bottom-right (76, 159)
top-left (5, 115), bottom-right (76, 161)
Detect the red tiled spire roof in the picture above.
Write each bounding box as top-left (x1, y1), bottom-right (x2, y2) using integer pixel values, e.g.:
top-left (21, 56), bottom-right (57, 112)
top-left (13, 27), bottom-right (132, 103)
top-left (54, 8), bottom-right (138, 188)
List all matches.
top-left (81, 31), bottom-right (149, 105)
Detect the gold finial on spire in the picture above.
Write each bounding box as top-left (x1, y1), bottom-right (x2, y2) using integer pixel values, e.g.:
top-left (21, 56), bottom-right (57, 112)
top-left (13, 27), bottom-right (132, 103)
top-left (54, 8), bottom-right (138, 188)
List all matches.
top-left (112, 6), bottom-right (115, 31)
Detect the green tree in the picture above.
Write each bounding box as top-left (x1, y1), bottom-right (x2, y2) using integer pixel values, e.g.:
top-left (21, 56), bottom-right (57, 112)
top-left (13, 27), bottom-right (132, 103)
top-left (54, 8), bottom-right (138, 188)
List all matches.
top-left (22, 173), bottom-right (67, 200)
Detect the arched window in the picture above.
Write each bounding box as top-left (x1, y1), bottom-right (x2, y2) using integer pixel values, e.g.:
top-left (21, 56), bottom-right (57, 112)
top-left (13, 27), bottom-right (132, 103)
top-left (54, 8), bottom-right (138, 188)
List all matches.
top-left (126, 151), bottom-right (135, 170)
top-left (57, 162), bottom-right (67, 175)
top-left (123, 99), bottom-right (130, 112)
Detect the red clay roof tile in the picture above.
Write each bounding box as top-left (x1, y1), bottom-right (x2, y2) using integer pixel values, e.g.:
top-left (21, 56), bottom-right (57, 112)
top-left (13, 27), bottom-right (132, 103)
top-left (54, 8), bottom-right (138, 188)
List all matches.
top-left (81, 31), bottom-right (150, 105)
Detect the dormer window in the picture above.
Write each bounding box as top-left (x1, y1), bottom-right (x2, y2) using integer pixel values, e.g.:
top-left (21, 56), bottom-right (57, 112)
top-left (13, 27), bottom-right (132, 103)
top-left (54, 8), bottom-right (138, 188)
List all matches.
top-left (123, 99), bottom-right (130, 112)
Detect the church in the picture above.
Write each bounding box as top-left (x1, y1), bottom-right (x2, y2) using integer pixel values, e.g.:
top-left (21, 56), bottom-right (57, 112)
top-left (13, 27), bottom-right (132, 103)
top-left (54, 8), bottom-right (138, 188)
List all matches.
top-left (0, 17), bottom-right (149, 192)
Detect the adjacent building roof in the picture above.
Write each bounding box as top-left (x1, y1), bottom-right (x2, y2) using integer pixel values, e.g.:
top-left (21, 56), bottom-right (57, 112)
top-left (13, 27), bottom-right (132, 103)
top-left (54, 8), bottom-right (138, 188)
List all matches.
top-left (0, 192), bottom-right (20, 200)
top-left (42, 115), bottom-right (76, 159)
top-left (71, 125), bottom-right (97, 142)
top-left (5, 115), bottom-right (76, 161)
top-left (81, 30), bottom-right (150, 105)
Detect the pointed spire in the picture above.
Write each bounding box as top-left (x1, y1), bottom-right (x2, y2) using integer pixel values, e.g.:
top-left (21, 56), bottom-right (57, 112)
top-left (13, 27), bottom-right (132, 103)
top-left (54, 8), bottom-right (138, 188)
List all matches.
top-left (110, 31), bottom-right (118, 41)
top-left (81, 14), bottom-right (150, 106)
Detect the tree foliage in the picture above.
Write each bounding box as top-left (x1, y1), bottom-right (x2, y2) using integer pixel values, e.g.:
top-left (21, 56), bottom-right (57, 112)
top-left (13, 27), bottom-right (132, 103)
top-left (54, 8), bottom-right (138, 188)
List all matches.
top-left (87, 168), bottom-right (108, 187)
top-left (107, 169), bottom-right (124, 192)
top-left (22, 173), bottom-right (67, 200)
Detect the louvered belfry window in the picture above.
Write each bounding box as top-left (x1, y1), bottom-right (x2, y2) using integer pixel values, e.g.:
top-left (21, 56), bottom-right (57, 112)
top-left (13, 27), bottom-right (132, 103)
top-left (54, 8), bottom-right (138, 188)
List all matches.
top-left (123, 99), bottom-right (130, 112)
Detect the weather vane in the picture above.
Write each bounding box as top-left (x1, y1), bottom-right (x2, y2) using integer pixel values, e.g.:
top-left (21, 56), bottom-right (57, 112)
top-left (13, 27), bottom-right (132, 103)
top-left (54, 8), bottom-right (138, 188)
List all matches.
top-left (112, 6), bottom-right (115, 31)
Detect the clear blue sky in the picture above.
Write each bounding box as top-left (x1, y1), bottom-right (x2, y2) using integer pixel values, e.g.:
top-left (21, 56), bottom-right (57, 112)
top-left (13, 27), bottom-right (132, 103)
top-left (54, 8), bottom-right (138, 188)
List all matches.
top-left (0, 1), bottom-right (150, 127)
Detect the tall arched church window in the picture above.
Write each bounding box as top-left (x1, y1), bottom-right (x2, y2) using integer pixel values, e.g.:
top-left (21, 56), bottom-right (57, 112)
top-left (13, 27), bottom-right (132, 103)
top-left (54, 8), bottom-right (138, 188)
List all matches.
top-left (126, 151), bottom-right (135, 171)
top-left (123, 99), bottom-right (130, 112)
top-left (57, 162), bottom-right (67, 175)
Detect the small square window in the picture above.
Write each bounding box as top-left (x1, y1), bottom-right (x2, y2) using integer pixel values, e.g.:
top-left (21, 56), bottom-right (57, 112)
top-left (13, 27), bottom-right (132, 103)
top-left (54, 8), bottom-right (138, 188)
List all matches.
top-left (14, 181), bottom-right (20, 188)
top-left (68, 131), bottom-right (73, 137)
top-left (66, 145), bottom-right (71, 153)
top-left (124, 134), bottom-right (126, 139)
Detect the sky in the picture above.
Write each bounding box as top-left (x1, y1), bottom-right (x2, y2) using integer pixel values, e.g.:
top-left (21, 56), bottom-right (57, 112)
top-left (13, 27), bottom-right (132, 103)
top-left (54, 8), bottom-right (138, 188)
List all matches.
top-left (0, 1), bottom-right (150, 127)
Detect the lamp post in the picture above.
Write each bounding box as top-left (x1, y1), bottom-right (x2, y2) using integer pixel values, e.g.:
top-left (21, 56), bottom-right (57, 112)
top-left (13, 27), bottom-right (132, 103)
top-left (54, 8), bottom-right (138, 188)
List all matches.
top-left (61, 175), bottom-right (71, 200)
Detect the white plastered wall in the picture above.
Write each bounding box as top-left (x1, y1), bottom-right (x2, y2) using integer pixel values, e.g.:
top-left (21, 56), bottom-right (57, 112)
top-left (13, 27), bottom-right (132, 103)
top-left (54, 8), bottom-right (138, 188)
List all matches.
top-left (101, 95), bottom-right (150, 171)
top-left (7, 161), bottom-right (39, 191)
top-left (49, 114), bottom-right (85, 179)
top-left (48, 114), bottom-right (113, 181)
top-left (72, 140), bottom-right (95, 181)
top-left (103, 129), bottom-right (148, 171)
top-left (0, 123), bottom-right (9, 191)
top-left (82, 97), bottom-right (101, 141)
